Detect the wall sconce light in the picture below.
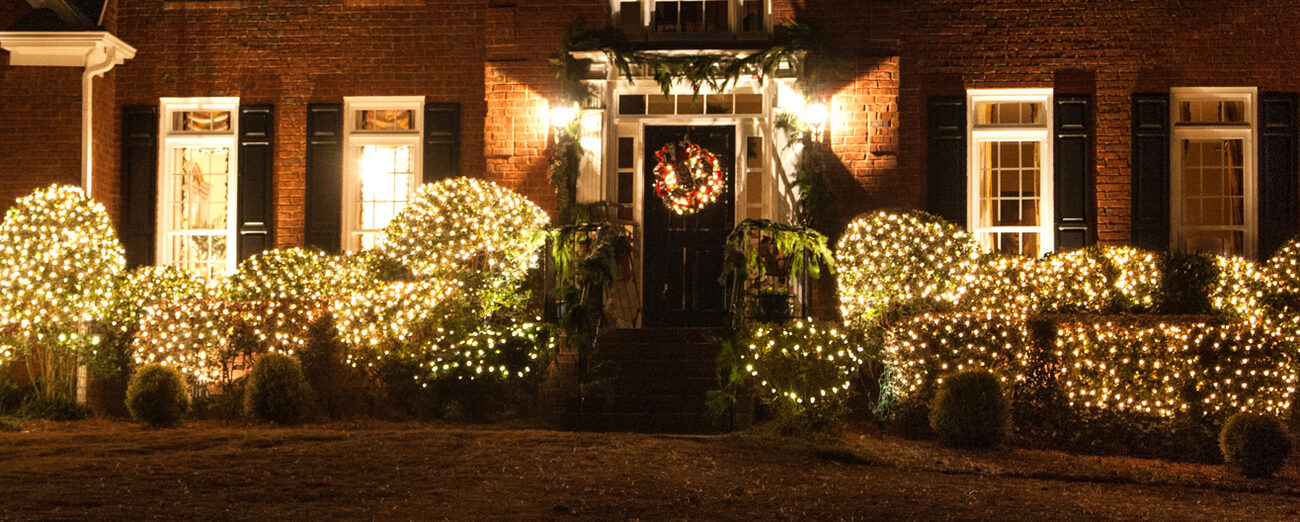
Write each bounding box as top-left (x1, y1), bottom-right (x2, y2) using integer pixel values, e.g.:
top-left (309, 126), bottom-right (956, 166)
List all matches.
top-left (550, 103), bottom-right (577, 128)
top-left (804, 103), bottom-right (828, 136)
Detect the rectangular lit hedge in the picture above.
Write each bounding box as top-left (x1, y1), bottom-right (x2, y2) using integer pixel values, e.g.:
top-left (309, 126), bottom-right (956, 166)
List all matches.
top-left (882, 312), bottom-right (1297, 421)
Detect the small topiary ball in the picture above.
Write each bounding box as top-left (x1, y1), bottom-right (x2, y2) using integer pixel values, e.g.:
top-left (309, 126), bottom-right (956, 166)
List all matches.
top-left (929, 370), bottom-right (1011, 449)
top-left (125, 364), bottom-right (190, 428)
top-left (244, 352), bottom-right (313, 425)
top-left (1220, 413), bottom-right (1292, 478)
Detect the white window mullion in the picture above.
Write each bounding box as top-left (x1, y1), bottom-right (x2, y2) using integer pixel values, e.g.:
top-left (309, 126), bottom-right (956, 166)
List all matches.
top-left (158, 97), bottom-right (239, 278)
top-left (343, 96), bottom-right (424, 252)
top-left (1170, 87), bottom-right (1257, 258)
top-left (966, 88), bottom-right (1054, 257)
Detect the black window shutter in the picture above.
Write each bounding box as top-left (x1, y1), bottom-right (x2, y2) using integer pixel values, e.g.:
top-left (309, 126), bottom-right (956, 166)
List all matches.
top-left (1053, 95), bottom-right (1095, 251)
top-left (305, 104), bottom-right (343, 253)
top-left (121, 106), bottom-right (158, 268)
top-left (1130, 93), bottom-right (1170, 251)
top-left (237, 105), bottom-right (274, 261)
top-left (926, 96), bottom-right (967, 227)
top-left (1258, 92), bottom-right (1298, 260)
top-left (424, 102), bottom-right (461, 183)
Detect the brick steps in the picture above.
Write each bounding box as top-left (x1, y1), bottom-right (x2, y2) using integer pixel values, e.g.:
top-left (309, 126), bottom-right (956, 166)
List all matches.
top-left (574, 327), bottom-right (733, 434)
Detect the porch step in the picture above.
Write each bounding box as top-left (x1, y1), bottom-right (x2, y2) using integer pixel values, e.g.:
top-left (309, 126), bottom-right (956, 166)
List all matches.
top-left (573, 328), bottom-right (734, 434)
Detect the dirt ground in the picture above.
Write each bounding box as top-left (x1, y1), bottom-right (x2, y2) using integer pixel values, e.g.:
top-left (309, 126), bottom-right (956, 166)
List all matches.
top-left (1, 419), bottom-right (1298, 520)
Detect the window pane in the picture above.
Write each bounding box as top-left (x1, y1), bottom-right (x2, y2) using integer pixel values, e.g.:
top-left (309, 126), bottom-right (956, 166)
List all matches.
top-left (357, 144), bottom-right (414, 233)
top-left (742, 0), bottom-right (764, 31)
top-left (619, 1), bottom-right (642, 32)
top-left (618, 137), bottom-right (635, 169)
top-left (172, 147), bottom-right (229, 230)
top-left (980, 141), bottom-right (1040, 228)
top-left (679, 1), bottom-right (703, 32)
top-left (677, 94), bottom-right (704, 114)
top-left (984, 232), bottom-right (1039, 257)
top-left (619, 94), bottom-right (646, 115)
top-left (1177, 100), bottom-right (1247, 124)
top-left (654, 2), bottom-right (678, 32)
top-left (357, 109), bottom-right (413, 131)
top-left (976, 102), bottom-right (1042, 125)
top-left (172, 111), bottom-right (231, 132)
top-left (647, 94), bottom-right (675, 114)
top-left (172, 234), bottom-right (227, 279)
top-left (705, 94), bottom-right (733, 114)
top-left (704, 0), bottom-right (728, 32)
top-left (734, 93), bottom-right (764, 114)
top-left (746, 136), bottom-right (763, 169)
top-left (1179, 139), bottom-right (1245, 255)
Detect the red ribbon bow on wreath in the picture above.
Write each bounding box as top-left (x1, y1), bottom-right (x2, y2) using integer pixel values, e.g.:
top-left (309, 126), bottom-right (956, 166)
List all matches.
top-left (652, 140), bottom-right (725, 215)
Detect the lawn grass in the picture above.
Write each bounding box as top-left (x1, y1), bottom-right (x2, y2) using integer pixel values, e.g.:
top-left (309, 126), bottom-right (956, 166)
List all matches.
top-left (0, 418), bottom-right (1296, 520)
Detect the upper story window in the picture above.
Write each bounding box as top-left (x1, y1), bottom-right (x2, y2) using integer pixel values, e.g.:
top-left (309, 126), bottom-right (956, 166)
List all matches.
top-left (343, 96), bottom-right (424, 252)
top-left (1170, 87), bottom-right (1257, 257)
top-left (615, 0), bottom-right (769, 36)
top-left (158, 97), bottom-right (239, 278)
top-left (967, 89), bottom-right (1055, 257)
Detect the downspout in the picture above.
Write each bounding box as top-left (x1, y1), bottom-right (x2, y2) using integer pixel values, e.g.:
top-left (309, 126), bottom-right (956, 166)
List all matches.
top-left (75, 45), bottom-right (116, 406)
top-left (81, 44), bottom-right (117, 195)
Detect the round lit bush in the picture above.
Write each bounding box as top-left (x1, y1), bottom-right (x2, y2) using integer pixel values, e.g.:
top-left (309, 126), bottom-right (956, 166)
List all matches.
top-left (0, 185), bottom-right (124, 390)
top-left (835, 211), bottom-right (978, 326)
top-left (1219, 413), bottom-right (1292, 478)
top-left (244, 352), bottom-right (313, 424)
top-left (735, 319), bottom-right (865, 426)
top-left (229, 247), bottom-right (339, 302)
top-left (381, 177), bottom-right (550, 304)
top-left (125, 363), bottom-right (191, 428)
top-left (929, 370), bottom-right (1011, 449)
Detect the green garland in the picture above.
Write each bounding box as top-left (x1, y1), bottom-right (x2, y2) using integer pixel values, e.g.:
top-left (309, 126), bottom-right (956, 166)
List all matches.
top-left (553, 21), bottom-right (824, 104)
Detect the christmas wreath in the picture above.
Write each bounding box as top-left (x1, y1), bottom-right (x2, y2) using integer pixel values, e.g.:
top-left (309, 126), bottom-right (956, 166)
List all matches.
top-left (653, 140), bottom-right (726, 215)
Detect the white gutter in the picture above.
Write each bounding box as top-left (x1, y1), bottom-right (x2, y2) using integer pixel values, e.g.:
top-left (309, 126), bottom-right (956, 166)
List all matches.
top-left (0, 31), bottom-right (136, 194)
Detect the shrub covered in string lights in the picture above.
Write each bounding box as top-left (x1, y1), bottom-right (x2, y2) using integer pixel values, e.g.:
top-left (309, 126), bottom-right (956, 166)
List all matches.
top-left (381, 177), bottom-right (550, 314)
top-left (0, 185), bottom-right (125, 400)
top-left (131, 298), bottom-right (233, 383)
top-left (95, 265), bottom-right (216, 379)
top-left (881, 314), bottom-right (1297, 422)
top-left (731, 319), bottom-right (867, 426)
top-left (417, 318), bottom-right (555, 385)
top-left (228, 247), bottom-right (342, 302)
top-left (835, 211), bottom-right (978, 326)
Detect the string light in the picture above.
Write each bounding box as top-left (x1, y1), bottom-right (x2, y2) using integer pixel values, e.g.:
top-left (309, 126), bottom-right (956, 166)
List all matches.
top-left (736, 319), bottom-right (864, 410)
top-left (0, 185), bottom-right (123, 371)
top-left (835, 211), bottom-right (979, 327)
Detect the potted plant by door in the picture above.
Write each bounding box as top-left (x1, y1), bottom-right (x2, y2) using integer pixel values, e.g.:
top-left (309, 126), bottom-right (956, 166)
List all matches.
top-left (754, 286), bottom-right (792, 323)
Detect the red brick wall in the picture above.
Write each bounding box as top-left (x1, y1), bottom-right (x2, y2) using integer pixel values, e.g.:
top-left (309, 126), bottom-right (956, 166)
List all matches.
top-left (114, 0), bottom-right (491, 247)
top-left (0, 63), bottom-right (82, 208)
top-left (897, 0), bottom-right (1300, 245)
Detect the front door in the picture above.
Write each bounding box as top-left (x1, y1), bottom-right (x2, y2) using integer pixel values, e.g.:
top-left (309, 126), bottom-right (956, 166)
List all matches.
top-left (642, 125), bottom-right (736, 327)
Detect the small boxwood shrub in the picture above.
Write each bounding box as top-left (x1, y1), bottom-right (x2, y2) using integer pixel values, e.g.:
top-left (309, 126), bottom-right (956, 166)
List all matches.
top-left (244, 352), bottom-right (313, 424)
top-left (929, 370), bottom-right (1011, 449)
top-left (125, 363), bottom-right (190, 427)
top-left (1220, 413), bottom-right (1292, 478)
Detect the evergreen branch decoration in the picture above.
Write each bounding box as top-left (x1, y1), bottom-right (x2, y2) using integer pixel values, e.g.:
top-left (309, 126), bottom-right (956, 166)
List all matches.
top-left (553, 21), bottom-right (825, 101)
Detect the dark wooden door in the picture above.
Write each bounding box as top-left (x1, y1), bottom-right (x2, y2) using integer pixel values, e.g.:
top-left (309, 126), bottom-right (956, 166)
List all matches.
top-left (643, 125), bottom-right (735, 326)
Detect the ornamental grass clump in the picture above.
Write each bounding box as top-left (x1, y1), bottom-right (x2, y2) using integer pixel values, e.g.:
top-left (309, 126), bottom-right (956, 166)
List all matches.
top-left (929, 370), bottom-right (1011, 449)
top-left (244, 352), bottom-right (313, 424)
top-left (125, 363), bottom-right (190, 428)
top-left (1219, 413), bottom-right (1292, 478)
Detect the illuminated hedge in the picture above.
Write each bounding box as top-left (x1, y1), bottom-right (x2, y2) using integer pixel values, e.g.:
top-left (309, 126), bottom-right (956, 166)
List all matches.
top-left (735, 319), bottom-right (866, 417)
top-left (229, 247), bottom-right (341, 302)
top-left (1213, 256), bottom-right (1270, 320)
top-left (381, 177), bottom-right (550, 308)
top-left (881, 313), bottom-right (1297, 421)
top-left (881, 311), bottom-right (1035, 407)
top-left (96, 266), bottom-right (220, 378)
top-left (835, 211), bottom-right (978, 325)
top-left (418, 318), bottom-right (555, 384)
top-left (132, 299), bottom-right (231, 382)
top-left (0, 185), bottom-right (124, 397)
top-left (1058, 319), bottom-right (1295, 418)
top-left (332, 278), bottom-right (468, 363)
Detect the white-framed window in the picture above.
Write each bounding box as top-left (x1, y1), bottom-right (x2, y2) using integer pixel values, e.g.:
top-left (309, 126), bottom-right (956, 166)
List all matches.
top-left (1170, 87), bottom-right (1257, 258)
top-left (612, 0), bottom-right (770, 34)
top-left (967, 89), bottom-right (1055, 257)
top-left (342, 96), bottom-right (424, 252)
top-left (158, 97), bottom-right (239, 278)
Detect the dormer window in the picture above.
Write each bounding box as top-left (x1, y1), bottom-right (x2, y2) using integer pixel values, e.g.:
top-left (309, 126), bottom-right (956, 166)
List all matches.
top-left (615, 0), bottom-right (769, 36)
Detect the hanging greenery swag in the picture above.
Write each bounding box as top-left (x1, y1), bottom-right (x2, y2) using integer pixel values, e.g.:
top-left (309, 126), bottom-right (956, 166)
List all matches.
top-left (552, 21), bottom-right (826, 105)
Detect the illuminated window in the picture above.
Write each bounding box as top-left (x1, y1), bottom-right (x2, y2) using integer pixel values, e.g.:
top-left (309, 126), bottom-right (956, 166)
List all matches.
top-left (159, 98), bottom-right (239, 278)
top-left (1170, 87), bottom-right (1257, 257)
top-left (614, 0), bottom-right (768, 34)
top-left (967, 89), bottom-right (1054, 257)
top-left (343, 97), bottom-right (423, 252)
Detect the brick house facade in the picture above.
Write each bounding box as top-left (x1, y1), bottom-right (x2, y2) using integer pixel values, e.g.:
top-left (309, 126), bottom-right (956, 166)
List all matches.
top-left (1, 1), bottom-right (1297, 320)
